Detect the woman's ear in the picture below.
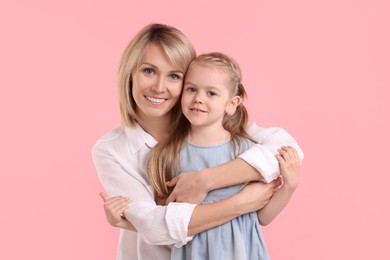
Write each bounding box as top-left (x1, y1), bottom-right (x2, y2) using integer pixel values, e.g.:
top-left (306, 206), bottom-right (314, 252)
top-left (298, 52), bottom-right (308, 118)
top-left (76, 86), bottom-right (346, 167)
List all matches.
top-left (226, 96), bottom-right (242, 116)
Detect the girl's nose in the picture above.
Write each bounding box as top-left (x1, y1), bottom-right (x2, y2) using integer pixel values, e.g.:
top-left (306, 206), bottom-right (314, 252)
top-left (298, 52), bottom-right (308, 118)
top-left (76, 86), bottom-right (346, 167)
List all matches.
top-left (193, 93), bottom-right (203, 103)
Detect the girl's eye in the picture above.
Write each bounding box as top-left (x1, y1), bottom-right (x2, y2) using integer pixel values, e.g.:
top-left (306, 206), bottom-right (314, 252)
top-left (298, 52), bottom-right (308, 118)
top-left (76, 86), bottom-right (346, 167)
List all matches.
top-left (143, 68), bottom-right (154, 75)
top-left (207, 91), bottom-right (217, 97)
top-left (187, 87), bottom-right (196, 93)
top-left (169, 74), bottom-right (181, 80)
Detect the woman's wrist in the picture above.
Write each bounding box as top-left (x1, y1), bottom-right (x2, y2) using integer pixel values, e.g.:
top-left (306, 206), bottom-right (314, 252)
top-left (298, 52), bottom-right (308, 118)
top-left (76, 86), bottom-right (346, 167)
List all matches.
top-left (197, 168), bottom-right (216, 192)
top-left (117, 217), bottom-right (137, 231)
top-left (230, 190), bottom-right (257, 215)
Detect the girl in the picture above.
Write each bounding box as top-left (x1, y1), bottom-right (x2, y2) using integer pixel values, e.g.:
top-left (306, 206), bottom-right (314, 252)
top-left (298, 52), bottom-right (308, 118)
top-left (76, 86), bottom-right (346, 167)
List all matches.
top-left (94, 24), bottom-right (303, 260)
top-left (147, 53), bottom-right (301, 259)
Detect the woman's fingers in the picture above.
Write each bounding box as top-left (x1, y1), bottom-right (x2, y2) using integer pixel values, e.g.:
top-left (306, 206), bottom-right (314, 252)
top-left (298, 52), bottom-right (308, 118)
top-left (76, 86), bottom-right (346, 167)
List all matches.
top-left (99, 192), bottom-right (109, 202)
top-left (106, 198), bottom-right (130, 217)
top-left (100, 193), bottom-right (130, 212)
top-left (166, 176), bottom-right (179, 187)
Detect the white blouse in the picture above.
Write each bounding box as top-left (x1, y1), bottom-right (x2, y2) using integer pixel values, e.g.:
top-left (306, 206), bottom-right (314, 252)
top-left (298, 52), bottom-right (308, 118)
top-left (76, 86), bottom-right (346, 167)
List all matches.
top-left (92, 122), bottom-right (303, 260)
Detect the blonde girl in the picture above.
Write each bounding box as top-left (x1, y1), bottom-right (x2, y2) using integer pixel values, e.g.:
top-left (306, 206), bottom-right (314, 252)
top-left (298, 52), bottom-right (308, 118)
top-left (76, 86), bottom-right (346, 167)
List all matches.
top-left (148, 53), bottom-right (301, 260)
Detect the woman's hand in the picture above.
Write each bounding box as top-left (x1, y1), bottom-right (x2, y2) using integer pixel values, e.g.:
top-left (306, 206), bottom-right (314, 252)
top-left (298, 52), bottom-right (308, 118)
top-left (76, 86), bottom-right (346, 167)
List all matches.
top-left (165, 171), bottom-right (209, 204)
top-left (235, 178), bottom-right (282, 213)
top-left (275, 146), bottom-right (300, 190)
top-left (99, 192), bottom-right (136, 231)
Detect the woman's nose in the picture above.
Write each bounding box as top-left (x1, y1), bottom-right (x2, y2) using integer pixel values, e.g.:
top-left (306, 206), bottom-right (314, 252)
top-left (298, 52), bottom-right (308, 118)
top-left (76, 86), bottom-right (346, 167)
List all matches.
top-left (151, 77), bottom-right (165, 93)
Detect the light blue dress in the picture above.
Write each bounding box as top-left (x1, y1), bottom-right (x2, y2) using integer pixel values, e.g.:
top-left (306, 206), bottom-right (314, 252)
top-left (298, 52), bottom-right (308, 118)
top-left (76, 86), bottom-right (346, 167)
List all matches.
top-left (171, 137), bottom-right (270, 260)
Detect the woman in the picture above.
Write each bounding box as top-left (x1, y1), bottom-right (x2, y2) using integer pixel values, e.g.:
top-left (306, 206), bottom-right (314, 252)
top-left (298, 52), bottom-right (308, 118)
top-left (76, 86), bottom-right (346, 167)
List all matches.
top-left (93, 24), bottom-right (303, 260)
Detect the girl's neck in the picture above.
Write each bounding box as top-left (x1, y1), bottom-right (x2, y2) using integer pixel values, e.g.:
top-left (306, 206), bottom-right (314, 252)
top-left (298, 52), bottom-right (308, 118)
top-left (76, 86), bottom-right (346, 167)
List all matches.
top-left (136, 115), bottom-right (171, 142)
top-left (187, 125), bottom-right (231, 146)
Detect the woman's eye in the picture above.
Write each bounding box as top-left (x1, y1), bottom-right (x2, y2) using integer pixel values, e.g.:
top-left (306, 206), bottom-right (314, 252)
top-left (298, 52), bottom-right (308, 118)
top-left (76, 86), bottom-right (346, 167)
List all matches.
top-left (143, 68), bottom-right (154, 75)
top-left (169, 74), bottom-right (181, 80)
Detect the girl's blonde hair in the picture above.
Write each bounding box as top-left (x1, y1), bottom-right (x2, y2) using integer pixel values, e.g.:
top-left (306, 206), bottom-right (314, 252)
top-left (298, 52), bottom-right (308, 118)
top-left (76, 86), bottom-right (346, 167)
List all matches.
top-left (148, 52), bottom-right (252, 199)
top-left (118, 23), bottom-right (196, 127)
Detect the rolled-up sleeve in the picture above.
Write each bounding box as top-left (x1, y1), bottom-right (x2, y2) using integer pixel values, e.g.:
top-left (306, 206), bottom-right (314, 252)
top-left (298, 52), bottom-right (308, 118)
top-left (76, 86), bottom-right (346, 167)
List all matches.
top-left (92, 138), bottom-right (196, 246)
top-left (239, 122), bottom-right (304, 183)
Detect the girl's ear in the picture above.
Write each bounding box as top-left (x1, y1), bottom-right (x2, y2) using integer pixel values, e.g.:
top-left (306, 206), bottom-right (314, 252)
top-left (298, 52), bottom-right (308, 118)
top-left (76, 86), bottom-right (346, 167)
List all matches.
top-left (225, 96), bottom-right (242, 116)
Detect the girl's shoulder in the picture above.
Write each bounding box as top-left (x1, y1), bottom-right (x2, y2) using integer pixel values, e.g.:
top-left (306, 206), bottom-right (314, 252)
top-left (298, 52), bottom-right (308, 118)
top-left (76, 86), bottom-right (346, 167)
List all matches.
top-left (231, 136), bottom-right (254, 155)
top-left (233, 135), bottom-right (254, 145)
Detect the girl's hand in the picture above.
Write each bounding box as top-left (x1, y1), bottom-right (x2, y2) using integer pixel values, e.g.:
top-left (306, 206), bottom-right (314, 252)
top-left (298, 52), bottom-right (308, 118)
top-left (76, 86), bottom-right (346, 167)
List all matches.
top-left (275, 146), bottom-right (300, 190)
top-left (99, 192), bottom-right (135, 231)
top-left (165, 171), bottom-right (209, 204)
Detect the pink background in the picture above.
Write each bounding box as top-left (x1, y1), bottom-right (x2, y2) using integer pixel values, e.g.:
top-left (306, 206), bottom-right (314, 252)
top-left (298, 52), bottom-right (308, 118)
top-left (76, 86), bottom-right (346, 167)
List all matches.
top-left (1, 0), bottom-right (389, 259)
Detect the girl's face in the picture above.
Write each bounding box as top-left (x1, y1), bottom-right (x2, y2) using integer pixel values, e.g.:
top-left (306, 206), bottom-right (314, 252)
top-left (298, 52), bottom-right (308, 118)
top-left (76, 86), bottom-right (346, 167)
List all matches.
top-left (181, 63), bottom-right (239, 129)
top-left (132, 43), bottom-right (184, 122)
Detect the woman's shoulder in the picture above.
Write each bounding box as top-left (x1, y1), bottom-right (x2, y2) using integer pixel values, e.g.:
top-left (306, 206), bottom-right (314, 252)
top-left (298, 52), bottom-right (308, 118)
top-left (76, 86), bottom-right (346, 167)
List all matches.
top-left (94, 125), bottom-right (127, 146)
top-left (92, 124), bottom-right (155, 156)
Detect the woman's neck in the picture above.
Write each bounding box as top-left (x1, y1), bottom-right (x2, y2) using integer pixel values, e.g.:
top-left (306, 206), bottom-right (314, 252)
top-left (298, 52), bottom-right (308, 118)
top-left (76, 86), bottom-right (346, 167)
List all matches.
top-left (136, 115), bottom-right (171, 142)
top-left (187, 125), bottom-right (231, 146)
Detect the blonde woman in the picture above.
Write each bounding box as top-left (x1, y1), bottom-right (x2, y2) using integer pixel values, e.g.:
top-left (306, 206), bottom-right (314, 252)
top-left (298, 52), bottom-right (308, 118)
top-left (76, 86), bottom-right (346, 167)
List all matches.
top-left (93, 24), bottom-right (303, 260)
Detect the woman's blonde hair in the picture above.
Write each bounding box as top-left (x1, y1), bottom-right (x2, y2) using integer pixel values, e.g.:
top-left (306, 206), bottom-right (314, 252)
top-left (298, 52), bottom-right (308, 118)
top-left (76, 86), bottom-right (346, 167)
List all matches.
top-left (118, 23), bottom-right (196, 127)
top-left (148, 52), bottom-right (252, 199)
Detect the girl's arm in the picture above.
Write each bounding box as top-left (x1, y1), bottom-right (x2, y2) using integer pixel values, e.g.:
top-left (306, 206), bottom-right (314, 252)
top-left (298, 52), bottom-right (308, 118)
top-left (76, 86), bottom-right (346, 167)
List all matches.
top-left (93, 132), bottom-right (279, 246)
top-left (187, 180), bottom-right (280, 236)
top-left (257, 146), bottom-right (301, 226)
top-left (165, 122), bottom-right (304, 204)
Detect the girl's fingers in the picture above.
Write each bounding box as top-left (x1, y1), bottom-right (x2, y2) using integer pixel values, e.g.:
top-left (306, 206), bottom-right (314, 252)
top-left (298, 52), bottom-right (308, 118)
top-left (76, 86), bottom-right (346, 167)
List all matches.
top-left (280, 146), bottom-right (299, 164)
top-left (278, 147), bottom-right (290, 161)
top-left (286, 146), bottom-right (298, 160)
top-left (285, 146), bottom-right (300, 165)
top-left (275, 154), bottom-right (287, 169)
top-left (275, 153), bottom-right (284, 164)
top-left (283, 146), bottom-right (295, 158)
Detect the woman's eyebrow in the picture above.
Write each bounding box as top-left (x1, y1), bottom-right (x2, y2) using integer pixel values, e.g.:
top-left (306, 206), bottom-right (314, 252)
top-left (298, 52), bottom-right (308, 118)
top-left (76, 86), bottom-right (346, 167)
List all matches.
top-left (140, 62), bottom-right (184, 74)
top-left (139, 62), bottom-right (157, 68)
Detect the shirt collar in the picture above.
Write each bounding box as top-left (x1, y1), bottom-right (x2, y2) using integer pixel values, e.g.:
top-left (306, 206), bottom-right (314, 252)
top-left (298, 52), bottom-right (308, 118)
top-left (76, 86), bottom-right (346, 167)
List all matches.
top-left (125, 123), bottom-right (158, 154)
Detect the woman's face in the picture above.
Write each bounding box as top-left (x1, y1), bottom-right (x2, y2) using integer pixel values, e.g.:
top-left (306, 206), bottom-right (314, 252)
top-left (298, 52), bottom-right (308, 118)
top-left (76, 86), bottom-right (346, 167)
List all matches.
top-left (132, 43), bottom-right (184, 122)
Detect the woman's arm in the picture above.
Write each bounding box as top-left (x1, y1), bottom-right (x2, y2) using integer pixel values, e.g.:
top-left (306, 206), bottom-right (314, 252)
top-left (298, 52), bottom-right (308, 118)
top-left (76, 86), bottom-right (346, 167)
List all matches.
top-left (165, 123), bottom-right (304, 204)
top-left (101, 179), bottom-right (281, 236)
top-left (93, 140), bottom-right (193, 246)
top-left (93, 134), bottom-right (278, 246)
top-left (240, 122), bottom-right (304, 182)
top-left (165, 158), bottom-right (262, 204)
top-left (187, 180), bottom-right (280, 236)
top-left (257, 146), bottom-right (301, 226)
top-left (99, 192), bottom-right (136, 231)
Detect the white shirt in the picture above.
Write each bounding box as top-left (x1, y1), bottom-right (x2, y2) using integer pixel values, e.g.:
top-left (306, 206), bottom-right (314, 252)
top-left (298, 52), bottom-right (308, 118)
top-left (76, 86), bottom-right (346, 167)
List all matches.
top-left (92, 122), bottom-right (303, 260)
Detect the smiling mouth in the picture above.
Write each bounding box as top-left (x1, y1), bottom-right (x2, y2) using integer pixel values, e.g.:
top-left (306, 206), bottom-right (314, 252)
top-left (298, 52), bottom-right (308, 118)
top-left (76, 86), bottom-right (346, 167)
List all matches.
top-left (190, 108), bottom-right (206, 113)
top-left (145, 96), bottom-right (166, 104)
